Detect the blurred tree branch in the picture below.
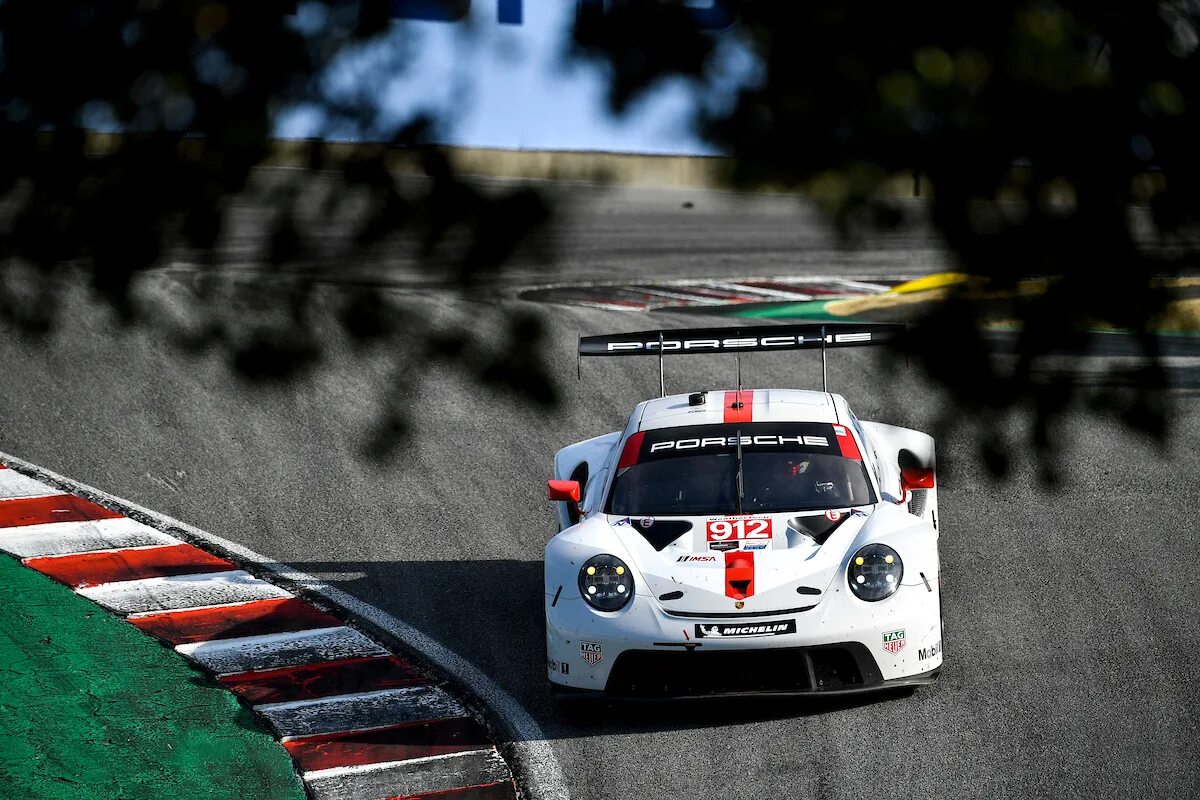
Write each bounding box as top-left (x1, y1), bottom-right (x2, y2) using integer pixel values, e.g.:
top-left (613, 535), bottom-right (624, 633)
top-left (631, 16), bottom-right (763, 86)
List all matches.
top-left (2, 0), bottom-right (1197, 471)
top-left (575, 0), bottom-right (1200, 472)
top-left (0, 0), bottom-right (556, 460)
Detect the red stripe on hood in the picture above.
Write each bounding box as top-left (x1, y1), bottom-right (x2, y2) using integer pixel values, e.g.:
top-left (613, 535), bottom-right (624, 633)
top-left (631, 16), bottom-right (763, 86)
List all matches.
top-left (724, 551), bottom-right (755, 600)
top-left (723, 390), bottom-right (754, 423)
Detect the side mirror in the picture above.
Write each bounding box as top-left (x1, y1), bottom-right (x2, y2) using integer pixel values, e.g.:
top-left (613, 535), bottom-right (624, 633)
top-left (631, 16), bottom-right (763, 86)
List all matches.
top-left (547, 479), bottom-right (581, 503)
top-left (900, 467), bottom-right (935, 491)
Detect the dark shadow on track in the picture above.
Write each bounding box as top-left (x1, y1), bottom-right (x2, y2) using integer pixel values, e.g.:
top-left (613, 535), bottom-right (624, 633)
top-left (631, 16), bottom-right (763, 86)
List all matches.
top-left (283, 558), bottom-right (934, 739)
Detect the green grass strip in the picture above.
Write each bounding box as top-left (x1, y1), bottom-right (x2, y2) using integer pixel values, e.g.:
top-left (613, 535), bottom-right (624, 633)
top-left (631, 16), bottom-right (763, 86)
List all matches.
top-left (0, 555), bottom-right (306, 800)
top-left (716, 300), bottom-right (843, 320)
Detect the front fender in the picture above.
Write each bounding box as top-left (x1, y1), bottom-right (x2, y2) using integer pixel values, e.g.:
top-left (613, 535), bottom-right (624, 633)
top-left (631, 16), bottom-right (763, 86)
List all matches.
top-left (551, 432), bottom-right (620, 530)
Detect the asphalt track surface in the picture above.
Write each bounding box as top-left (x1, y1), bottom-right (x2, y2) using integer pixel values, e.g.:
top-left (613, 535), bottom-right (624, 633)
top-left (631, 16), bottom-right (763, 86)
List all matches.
top-left (2, 181), bottom-right (1198, 800)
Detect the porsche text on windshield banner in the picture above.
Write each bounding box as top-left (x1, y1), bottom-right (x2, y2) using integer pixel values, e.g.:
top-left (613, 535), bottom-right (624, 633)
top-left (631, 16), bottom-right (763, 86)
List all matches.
top-left (631, 423), bottom-right (844, 463)
top-left (578, 323), bottom-right (904, 357)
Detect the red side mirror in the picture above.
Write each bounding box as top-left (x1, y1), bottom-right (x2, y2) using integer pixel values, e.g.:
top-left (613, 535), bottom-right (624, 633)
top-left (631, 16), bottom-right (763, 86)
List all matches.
top-left (900, 467), bottom-right (935, 491)
top-left (547, 479), bottom-right (581, 503)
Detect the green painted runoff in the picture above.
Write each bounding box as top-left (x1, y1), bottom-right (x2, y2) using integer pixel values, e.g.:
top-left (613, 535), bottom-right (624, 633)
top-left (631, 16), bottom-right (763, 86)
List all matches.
top-left (0, 555), bottom-right (306, 800)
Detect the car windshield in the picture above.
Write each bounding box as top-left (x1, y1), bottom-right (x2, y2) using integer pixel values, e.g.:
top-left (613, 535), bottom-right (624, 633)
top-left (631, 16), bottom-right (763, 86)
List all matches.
top-left (606, 422), bottom-right (876, 517)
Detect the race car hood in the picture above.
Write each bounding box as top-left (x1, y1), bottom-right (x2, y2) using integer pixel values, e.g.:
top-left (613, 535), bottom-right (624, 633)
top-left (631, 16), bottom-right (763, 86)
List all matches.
top-left (608, 507), bottom-right (884, 615)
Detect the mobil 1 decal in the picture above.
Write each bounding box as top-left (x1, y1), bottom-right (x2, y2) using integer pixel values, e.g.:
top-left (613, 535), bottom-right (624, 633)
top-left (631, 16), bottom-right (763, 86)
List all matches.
top-left (633, 423), bottom-right (846, 463)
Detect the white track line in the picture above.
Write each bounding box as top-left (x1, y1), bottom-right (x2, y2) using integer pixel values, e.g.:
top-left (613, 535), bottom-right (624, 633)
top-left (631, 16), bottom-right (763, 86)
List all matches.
top-left (303, 748), bottom-right (509, 800)
top-left (626, 286), bottom-right (731, 305)
top-left (125, 596), bottom-right (292, 619)
top-left (0, 518), bottom-right (179, 558)
top-left (302, 749), bottom-right (494, 781)
top-left (0, 449), bottom-right (569, 800)
top-left (177, 625), bottom-right (387, 675)
top-left (708, 281), bottom-right (815, 300)
top-left (23, 541), bottom-right (194, 560)
top-left (0, 468), bottom-right (65, 500)
top-left (79, 570), bottom-right (292, 615)
top-left (259, 685), bottom-right (465, 740)
top-left (256, 686), bottom-right (419, 714)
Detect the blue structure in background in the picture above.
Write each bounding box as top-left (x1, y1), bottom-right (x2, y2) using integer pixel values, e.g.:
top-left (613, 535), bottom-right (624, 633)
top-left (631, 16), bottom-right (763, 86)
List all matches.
top-left (391, 1), bottom-right (470, 22)
top-left (393, 0), bottom-right (731, 29)
top-left (281, 1), bottom-right (748, 154)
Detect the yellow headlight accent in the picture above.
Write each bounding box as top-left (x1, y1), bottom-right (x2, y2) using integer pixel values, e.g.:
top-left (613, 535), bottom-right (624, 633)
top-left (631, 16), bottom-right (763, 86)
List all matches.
top-left (586, 566), bottom-right (596, 576)
top-left (884, 554), bottom-right (894, 564)
top-left (615, 566), bottom-right (625, 575)
top-left (855, 556), bottom-right (864, 566)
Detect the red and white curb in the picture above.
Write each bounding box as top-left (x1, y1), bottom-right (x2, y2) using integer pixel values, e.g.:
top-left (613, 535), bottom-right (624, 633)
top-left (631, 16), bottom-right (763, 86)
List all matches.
top-left (0, 461), bottom-right (549, 800)
top-left (517, 275), bottom-right (905, 312)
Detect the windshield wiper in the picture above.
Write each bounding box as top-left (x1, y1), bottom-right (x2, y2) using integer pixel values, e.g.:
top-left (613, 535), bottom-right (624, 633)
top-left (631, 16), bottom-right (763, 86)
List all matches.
top-left (735, 427), bottom-right (744, 514)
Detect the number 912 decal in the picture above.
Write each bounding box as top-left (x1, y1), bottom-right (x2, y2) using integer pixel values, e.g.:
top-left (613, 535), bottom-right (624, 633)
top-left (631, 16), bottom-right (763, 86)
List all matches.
top-left (706, 517), bottom-right (773, 541)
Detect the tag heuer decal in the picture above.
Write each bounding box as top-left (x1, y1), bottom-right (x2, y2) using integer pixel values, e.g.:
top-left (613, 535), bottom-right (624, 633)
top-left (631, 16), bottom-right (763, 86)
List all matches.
top-left (580, 641), bottom-right (603, 666)
top-left (882, 628), bottom-right (906, 654)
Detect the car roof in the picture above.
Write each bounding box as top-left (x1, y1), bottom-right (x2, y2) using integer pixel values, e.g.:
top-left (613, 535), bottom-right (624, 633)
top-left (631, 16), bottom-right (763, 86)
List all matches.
top-left (633, 389), bottom-right (842, 431)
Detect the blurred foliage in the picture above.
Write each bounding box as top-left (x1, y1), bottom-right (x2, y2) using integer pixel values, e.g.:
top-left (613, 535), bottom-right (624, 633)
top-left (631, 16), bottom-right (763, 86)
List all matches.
top-left (0, 0), bottom-right (555, 459)
top-left (1, 0), bottom-right (1197, 470)
top-left (575, 0), bottom-right (1200, 472)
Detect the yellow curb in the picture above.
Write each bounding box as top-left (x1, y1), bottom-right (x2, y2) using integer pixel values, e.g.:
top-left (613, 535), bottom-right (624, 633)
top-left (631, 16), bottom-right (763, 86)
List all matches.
top-left (1156, 298), bottom-right (1200, 332)
top-left (826, 289), bottom-right (951, 317)
top-left (888, 272), bottom-right (970, 294)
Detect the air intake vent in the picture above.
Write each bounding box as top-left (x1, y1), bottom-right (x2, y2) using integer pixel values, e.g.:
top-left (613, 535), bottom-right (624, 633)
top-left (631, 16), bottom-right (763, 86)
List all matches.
top-left (631, 519), bottom-right (691, 551)
top-left (788, 513), bottom-right (849, 545)
top-left (908, 489), bottom-right (927, 518)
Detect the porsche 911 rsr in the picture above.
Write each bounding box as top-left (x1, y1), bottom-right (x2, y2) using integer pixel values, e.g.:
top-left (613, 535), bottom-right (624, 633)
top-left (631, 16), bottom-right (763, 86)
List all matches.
top-left (544, 323), bottom-right (943, 699)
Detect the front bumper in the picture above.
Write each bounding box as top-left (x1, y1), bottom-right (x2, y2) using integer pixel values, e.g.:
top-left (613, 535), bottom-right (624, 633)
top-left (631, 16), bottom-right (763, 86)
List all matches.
top-left (552, 656), bottom-right (940, 701)
top-left (546, 583), bottom-right (943, 698)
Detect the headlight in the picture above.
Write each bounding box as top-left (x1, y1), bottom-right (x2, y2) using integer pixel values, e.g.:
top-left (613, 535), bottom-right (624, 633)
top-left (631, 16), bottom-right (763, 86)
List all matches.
top-left (578, 554), bottom-right (634, 611)
top-left (847, 544), bottom-right (903, 602)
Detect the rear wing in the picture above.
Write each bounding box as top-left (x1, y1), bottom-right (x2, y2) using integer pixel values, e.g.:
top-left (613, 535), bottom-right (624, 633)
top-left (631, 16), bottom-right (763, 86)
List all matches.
top-left (577, 322), bottom-right (904, 395)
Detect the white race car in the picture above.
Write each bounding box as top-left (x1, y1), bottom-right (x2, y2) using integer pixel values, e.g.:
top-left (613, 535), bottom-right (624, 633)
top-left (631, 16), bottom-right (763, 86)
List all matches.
top-left (545, 323), bottom-right (943, 698)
